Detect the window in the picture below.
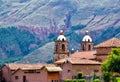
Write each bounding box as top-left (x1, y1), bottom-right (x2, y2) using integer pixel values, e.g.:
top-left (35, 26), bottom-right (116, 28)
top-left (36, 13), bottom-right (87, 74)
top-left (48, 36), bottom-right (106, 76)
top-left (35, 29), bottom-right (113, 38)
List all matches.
top-left (88, 39), bottom-right (90, 42)
top-left (15, 76), bottom-right (18, 80)
top-left (88, 45), bottom-right (91, 50)
top-left (51, 80), bottom-right (58, 82)
top-left (55, 80), bottom-right (58, 82)
top-left (82, 45), bottom-right (85, 51)
top-left (62, 44), bottom-right (65, 51)
top-left (68, 69), bottom-right (71, 73)
top-left (23, 76), bottom-right (26, 82)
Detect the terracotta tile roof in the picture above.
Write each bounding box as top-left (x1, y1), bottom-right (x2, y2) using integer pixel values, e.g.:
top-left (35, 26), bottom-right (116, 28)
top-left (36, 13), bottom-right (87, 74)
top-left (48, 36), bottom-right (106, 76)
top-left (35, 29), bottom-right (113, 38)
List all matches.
top-left (6, 63), bottom-right (44, 70)
top-left (4, 63), bottom-right (61, 75)
top-left (55, 59), bottom-right (66, 64)
top-left (70, 50), bottom-right (96, 60)
top-left (44, 64), bottom-right (56, 67)
top-left (46, 67), bottom-right (62, 72)
top-left (69, 58), bottom-right (101, 64)
top-left (5, 63), bottom-right (56, 71)
top-left (55, 58), bottom-right (101, 65)
top-left (94, 38), bottom-right (120, 48)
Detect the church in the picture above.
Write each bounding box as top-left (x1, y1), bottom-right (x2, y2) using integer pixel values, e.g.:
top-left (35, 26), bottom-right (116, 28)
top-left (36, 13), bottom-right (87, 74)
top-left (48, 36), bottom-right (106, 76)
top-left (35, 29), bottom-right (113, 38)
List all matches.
top-left (54, 30), bottom-right (120, 81)
top-left (1, 30), bottom-right (120, 82)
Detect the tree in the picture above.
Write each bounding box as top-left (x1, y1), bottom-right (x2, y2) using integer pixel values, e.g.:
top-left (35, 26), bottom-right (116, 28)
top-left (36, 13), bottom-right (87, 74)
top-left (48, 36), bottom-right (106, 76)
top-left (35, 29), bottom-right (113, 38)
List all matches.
top-left (101, 47), bottom-right (120, 74)
top-left (77, 71), bottom-right (82, 79)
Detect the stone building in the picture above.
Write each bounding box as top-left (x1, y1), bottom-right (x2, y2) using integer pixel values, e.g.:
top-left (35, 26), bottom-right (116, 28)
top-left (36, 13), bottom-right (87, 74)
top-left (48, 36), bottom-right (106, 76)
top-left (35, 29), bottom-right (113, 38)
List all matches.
top-left (54, 31), bottom-right (120, 81)
top-left (54, 30), bottom-right (69, 62)
top-left (95, 38), bottom-right (120, 62)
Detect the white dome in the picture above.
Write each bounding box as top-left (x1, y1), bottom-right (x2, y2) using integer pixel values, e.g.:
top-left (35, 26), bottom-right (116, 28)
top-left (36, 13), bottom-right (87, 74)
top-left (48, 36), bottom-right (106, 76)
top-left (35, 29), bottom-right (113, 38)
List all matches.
top-left (57, 35), bottom-right (66, 41)
top-left (82, 35), bottom-right (92, 42)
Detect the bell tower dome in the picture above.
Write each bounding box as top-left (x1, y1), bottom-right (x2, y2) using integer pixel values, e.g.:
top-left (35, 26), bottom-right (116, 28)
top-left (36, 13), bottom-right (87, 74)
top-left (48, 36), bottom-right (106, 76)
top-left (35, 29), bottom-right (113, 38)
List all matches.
top-left (81, 31), bottom-right (93, 51)
top-left (54, 30), bottom-right (69, 62)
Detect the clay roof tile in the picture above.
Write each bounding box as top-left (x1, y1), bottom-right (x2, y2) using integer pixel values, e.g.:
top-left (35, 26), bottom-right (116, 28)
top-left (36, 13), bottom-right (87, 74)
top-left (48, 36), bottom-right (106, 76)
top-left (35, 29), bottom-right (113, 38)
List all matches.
top-left (94, 38), bottom-right (120, 48)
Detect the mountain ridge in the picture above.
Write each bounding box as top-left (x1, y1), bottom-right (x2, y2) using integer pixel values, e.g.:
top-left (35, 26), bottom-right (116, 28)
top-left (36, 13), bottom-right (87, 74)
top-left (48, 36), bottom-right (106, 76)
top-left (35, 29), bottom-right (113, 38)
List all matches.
top-left (0, 0), bottom-right (120, 64)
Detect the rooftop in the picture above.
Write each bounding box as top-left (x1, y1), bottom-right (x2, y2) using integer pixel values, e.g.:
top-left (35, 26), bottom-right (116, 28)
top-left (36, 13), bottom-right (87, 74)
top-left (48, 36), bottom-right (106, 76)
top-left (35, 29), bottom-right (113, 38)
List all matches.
top-left (46, 67), bottom-right (62, 72)
top-left (94, 38), bottom-right (120, 48)
top-left (55, 58), bottom-right (101, 65)
top-left (70, 50), bottom-right (96, 60)
top-left (5, 63), bottom-right (56, 70)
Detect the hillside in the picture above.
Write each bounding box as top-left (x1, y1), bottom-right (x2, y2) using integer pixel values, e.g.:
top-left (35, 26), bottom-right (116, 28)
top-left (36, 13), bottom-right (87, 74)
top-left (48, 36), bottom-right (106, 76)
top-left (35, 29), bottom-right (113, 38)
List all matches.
top-left (0, 0), bottom-right (119, 29)
top-left (18, 27), bottom-right (120, 64)
top-left (0, 0), bottom-right (119, 64)
top-left (17, 42), bottom-right (54, 63)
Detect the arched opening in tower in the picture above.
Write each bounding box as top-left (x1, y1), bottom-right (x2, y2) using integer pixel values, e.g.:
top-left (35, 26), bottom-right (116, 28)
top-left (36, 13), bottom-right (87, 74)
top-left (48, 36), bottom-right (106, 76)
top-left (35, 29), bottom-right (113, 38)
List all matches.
top-left (62, 44), bottom-right (65, 51)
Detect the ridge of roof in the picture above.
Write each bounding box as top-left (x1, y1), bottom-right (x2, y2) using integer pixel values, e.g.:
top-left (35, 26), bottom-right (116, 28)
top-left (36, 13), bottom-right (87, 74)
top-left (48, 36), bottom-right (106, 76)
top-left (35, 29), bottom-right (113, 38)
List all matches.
top-left (55, 57), bottom-right (101, 65)
top-left (94, 38), bottom-right (120, 48)
top-left (70, 50), bottom-right (96, 60)
top-left (5, 63), bottom-right (56, 70)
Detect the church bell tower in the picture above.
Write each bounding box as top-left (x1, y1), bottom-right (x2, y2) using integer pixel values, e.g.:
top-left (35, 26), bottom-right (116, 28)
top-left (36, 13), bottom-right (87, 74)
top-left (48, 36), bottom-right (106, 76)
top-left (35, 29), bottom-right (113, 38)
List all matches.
top-left (81, 31), bottom-right (93, 51)
top-left (54, 30), bottom-right (69, 62)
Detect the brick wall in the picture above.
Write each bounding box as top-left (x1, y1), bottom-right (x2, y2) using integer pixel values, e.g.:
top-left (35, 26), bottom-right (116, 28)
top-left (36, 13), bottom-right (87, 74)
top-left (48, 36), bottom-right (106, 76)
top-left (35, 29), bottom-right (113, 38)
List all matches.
top-left (59, 62), bottom-right (72, 81)
top-left (96, 47), bottom-right (112, 55)
top-left (59, 63), bottom-right (101, 81)
top-left (12, 69), bottom-right (47, 82)
top-left (72, 64), bottom-right (101, 76)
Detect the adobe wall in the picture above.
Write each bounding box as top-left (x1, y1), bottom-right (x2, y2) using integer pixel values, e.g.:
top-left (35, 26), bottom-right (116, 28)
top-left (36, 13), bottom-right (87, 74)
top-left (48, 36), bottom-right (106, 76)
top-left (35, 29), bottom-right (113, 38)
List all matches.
top-left (2, 66), bottom-right (12, 82)
top-left (96, 55), bottom-right (108, 62)
top-left (59, 62), bottom-right (72, 81)
top-left (72, 64), bottom-right (101, 77)
top-left (48, 72), bottom-right (60, 82)
top-left (96, 47), bottom-right (112, 62)
top-left (96, 47), bottom-right (112, 55)
top-left (12, 69), bottom-right (47, 82)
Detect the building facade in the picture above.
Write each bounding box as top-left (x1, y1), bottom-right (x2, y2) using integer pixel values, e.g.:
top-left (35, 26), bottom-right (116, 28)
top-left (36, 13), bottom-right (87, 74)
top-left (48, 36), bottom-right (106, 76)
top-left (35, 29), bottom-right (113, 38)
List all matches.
top-left (54, 31), bottom-right (120, 81)
top-left (55, 58), bottom-right (101, 81)
top-left (1, 64), bottom-right (62, 82)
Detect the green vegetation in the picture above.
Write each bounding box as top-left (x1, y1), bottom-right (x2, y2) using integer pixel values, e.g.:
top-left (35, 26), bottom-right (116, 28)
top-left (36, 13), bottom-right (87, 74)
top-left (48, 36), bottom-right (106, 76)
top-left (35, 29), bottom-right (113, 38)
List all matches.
top-left (64, 72), bottom-right (86, 82)
top-left (0, 57), bottom-right (22, 66)
top-left (102, 48), bottom-right (120, 73)
top-left (116, 77), bottom-right (120, 82)
top-left (102, 48), bottom-right (120, 82)
top-left (93, 79), bottom-right (100, 82)
top-left (0, 26), bottom-right (41, 66)
top-left (102, 72), bottom-right (111, 82)
top-left (95, 26), bottom-right (120, 45)
top-left (71, 24), bottom-right (86, 31)
top-left (77, 72), bottom-right (82, 79)
top-left (64, 79), bottom-right (86, 82)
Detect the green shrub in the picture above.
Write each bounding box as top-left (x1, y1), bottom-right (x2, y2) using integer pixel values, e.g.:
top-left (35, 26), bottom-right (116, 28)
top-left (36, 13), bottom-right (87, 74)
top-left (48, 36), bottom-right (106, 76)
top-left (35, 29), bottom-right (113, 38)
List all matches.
top-left (78, 79), bottom-right (86, 82)
top-left (93, 79), bottom-right (100, 82)
top-left (102, 72), bottom-right (111, 82)
top-left (77, 72), bottom-right (82, 79)
top-left (72, 79), bottom-right (77, 82)
top-left (111, 76), bottom-right (117, 82)
top-left (116, 77), bottom-right (120, 82)
top-left (64, 79), bottom-right (72, 82)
